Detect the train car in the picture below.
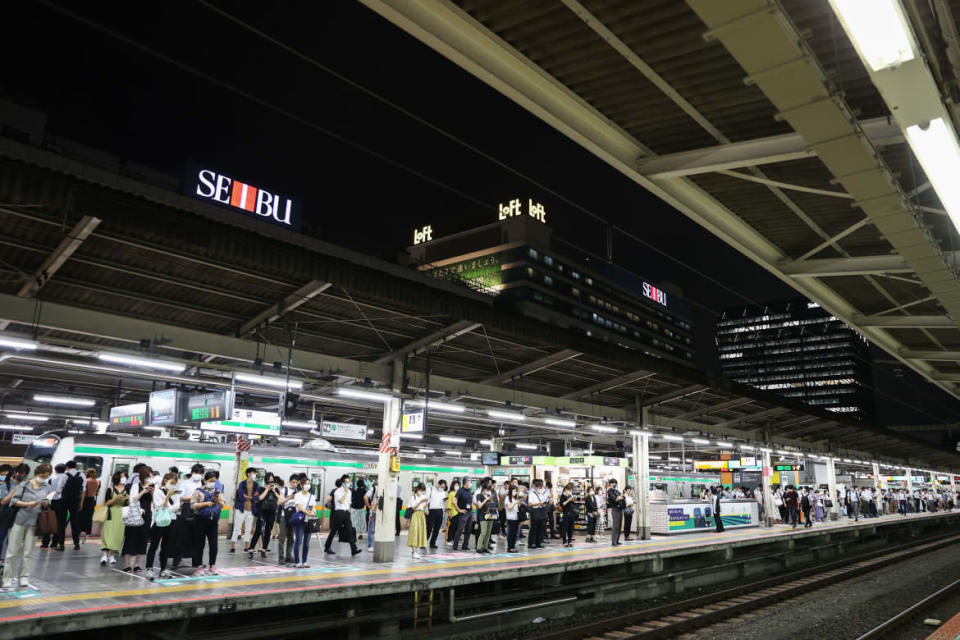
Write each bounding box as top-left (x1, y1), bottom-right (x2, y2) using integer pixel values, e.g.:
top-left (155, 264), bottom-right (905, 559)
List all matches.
top-left (23, 432), bottom-right (485, 532)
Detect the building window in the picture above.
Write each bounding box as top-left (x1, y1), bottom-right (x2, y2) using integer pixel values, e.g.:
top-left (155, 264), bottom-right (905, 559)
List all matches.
top-left (543, 255), bottom-right (554, 266)
top-left (528, 248), bottom-right (539, 260)
top-left (571, 287), bottom-right (580, 297)
top-left (571, 271), bottom-right (581, 280)
top-left (585, 277), bottom-right (593, 285)
top-left (544, 275), bottom-right (554, 286)
top-left (526, 267), bottom-right (535, 277)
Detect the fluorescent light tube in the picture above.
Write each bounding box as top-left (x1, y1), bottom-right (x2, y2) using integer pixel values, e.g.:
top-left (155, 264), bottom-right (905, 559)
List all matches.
top-left (828, 0), bottom-right (916, 71)
top-left (544, 417), bottom-right (576, 427)
top-left (487, 410), bottom-right (525, 422)
top-left (479, 439), bottom-right (492, 446)
top-left (444, 450), bottom-right (462, 456)
top-left (648, 454), bottom-right (662, 460)
top-left (411, 400), bottom-right (465, 413)
top-left (144, 427), bottom-right (165, 432)
top-left (591, 425), bottom-right (618, 434)
top-left (34, 394), bottom-right (95, 406)
top-left (278, 436), bottom-right (302, 444)
top-left (418, 448), bottom-right (436, 454)
top-left (691, 438), bottom-right (709, 445)
top-left (71, 419), bottom-right (109, 428)
top-left (662, 434), bottom-right (683, 442)
top-left (236, 373), bottom-right (302, 390)
top-left (0, 425), bottom-right (34, 431)
top-left (3, 414), bottom-right (48, 422)
top-left (515, 443), bottom-right (538, 450)
top-left (98, 352), bottom-right (185, 372)
top-left (399, 432), bottom-right (422, 440)
top-left (439, 436), bottom-right (466, 443)
top-left (668, 457), bottom-right (680, 462)
top-left (739, 444), bottom-right (755, 450)
top-left (629, 430), bottom-right (654, 437)
top-left (281, 420), bottom-right (315, 430)
top-left (0, 337), bottom-right (37, 350)
top-left (716, 442), bottom-right (733, 448)
top-left (336, 388), bottom-right (391, 402)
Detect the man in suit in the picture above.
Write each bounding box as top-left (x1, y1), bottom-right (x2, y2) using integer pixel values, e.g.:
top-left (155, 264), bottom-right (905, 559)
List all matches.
top-left (712, 487), bottom-right (725, 533)
top-left (607, 480), bottom-right (625, 546)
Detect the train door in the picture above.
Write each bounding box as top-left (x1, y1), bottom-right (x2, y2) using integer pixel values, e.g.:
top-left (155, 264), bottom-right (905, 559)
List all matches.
top-left (411, 472), bottom-right (436, 492)
top-left (111, 457), bottom-right (137, 480)
top-left (308, 470), bottom-right (325, 525)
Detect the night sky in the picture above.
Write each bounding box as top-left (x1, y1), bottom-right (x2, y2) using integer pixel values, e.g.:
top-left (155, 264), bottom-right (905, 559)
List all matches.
top-left (3, 1), bottom-right (958, 428)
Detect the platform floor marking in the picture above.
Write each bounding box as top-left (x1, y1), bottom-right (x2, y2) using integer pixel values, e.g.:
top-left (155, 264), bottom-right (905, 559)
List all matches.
top-left (0, 513), bottom-right (943, 620)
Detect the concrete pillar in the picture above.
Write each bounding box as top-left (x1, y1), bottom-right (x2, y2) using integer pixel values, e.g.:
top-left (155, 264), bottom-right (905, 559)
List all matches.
top-left (905, 467), bottom-right (913, 495)
top-left (636, 409), bottom-right (652, 540)
top-left (826, 457), bottom-right (839, 521)
top-left (374, 395), bottom-right (401, 563)
top-left (761, 448), bottom-right (774, 527)
top-left (872, 462), bottom-right (882, 515)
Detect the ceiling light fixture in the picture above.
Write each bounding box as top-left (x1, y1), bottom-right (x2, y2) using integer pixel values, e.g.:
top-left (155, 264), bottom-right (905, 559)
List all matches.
top-left (591, 425), bottom-right (618, 434)
top-left (34, 394), bottom-right (95, 407)
top-left (411, 400), bottom-right (465, 413)
top-left (544, 417), bottom-right (576, 428)
top-left (828, 0), bottom-right (916, 72)
top-left (3, 413), bottom-right (48, 422)
top-left (0, 337), bottom-right (37, 350)
top-left (98, 352), bottom-right (186, 373)
top-left (515, 443), bottom-right (538, 450)
top-left (281, 420), bottom-right (315, 430)
top-left (444, 450), bottom-right (462, 456)
top-left (662, 434), bottom-right (683, 442)
top-left (0, 425), bottom-right (34, 431)
top-left (236, 373), bottom-right (302, 390)
top-left (439, 435), bottom-right (466, 444)
top-left (691, 438), bottom-right (709, 445)
top-left (629, 430), bottom-right (654, 437)
top-left (487, 410), bottom-right (525, 422)
top-left (716, 441), bottom-right (734, 448)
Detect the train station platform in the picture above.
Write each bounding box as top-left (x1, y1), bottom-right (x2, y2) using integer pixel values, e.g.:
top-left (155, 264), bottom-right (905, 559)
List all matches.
top-left (3, 510), bottom-right (958, 639)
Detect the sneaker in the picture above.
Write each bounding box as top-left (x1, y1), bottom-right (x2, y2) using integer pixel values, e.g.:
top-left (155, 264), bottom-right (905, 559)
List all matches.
top-left (1, 585), bottom-right (13, 592)
top-left (351, 549), bottom-right (363, 556)
top-left (74, 544), bottom-right (80, 551)
top-left (259, 550), bottom-right (267, 559)
top-left (159, 570), bottom-right (172, 579)
top-left (100, 557), bottom-right (107, 566)
top-left (412, 552), bottom-right (422, 559)
top-left (208, 565), bottom-right (217, 575)
top-left (108, 556), bottom-right (117, 565)
top-left (194, 568), bottom-right (206, 577)
top-left (324, 548), bottom-right (335, 554)
top-left (247, 551), bottom-right (253, 560)
top-left (145, 568), bottom-right (155, 580)
top-left (300, 563), bottom-right (310, 568)
top-left (229, 548), bottom-right (236, 555)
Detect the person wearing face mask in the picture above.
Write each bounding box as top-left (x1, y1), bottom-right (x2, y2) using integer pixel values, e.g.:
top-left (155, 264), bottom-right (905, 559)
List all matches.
top-left (558, 483), bottom-right (577, 547)
top-left (171, 464), bottom-right (204, 570)
top-left (407, 483), bottom-right (429, 559)
top-left (0, 464), bottom-right (29, 567)
top-left (583, 485), bottom-right (600, 543)
top-left (1, 463), bottom-right (52, 592)
top-left (249, 472), bottom-right (279, 559)
top-left (191, 471), bottom-right (224, 576)
top-left (445, 480), bottom-right (460, 547)
top-left (100, 472), bottom-right (128, 566)
top-left (145, 472), bottom-right (180, 579)
top-left (504, 485), bottom-right (521, 552)
top-left (291, 473), bottom-right (317, 568)
top-left (230, 468), bottom-right (261, 559)
top-left (325, 474), bottom-right (361, 556)
top-left (622, 487), bottom-right (636, 541)
top-left (475, 484), bottom-right (496, 555)
top-left (276, 474), bottom-right (299, 564)
top-left (426, 479), bottom-right (447, 550)
top-left (452, 478), bottom-right (474, 552)
top-left (607, 480), bottom-right (625, 546)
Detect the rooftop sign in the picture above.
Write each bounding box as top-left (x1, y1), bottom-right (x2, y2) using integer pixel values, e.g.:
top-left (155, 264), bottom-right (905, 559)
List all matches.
top-left (185, 163), bottom-right (300, 229)
top-left (498, 198), bottom-right (546, 223)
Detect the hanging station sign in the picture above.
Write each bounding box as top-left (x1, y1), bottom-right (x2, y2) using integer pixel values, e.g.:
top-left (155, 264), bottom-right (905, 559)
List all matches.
top-left (320, 421), bottom-right (367, 441)
top-left (185, 163), bottom-right (301, 229)
top-left (149, 389), bottom-right (180, 426)
top-left (401, 409), bottom-right (425, 433)
top-left (109, 403), bottom-right (147, 428)
top-left (202, 407), bottom-right (281, 436)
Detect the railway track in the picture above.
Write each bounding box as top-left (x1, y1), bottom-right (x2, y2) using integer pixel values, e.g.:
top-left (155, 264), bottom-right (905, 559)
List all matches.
top-left (854, 577), bottom-right (960, 639)
top-left (534, 532), bottom-right (960, 640)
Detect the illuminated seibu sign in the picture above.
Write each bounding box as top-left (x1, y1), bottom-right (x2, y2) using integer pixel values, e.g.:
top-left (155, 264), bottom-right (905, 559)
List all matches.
top-left (186, 164), bottom-right (300, 229)
top-left (412, 225), bottom-right (433, 244)
top-left (498, 198), bottom-right (546, 223)
top-left (642, 282), bottom-right (668, 307)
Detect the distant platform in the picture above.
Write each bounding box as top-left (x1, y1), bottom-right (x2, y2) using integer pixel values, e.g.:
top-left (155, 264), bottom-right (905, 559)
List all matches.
top-left (2, 510), bottom-right (957, 638)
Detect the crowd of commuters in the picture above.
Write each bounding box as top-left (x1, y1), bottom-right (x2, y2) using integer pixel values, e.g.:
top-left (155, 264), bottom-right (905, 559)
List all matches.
top-left (0, 460), bottom-right (956, 592)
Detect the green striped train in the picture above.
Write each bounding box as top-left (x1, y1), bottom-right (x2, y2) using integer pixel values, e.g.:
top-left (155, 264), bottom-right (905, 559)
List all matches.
top-left (23, 431), bottom-right (484, 533)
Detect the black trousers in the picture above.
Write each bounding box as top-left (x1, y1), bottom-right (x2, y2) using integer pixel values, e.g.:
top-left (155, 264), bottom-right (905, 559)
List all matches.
top-left (453, 513), bottom-right (473, 549)
top-left (192, 517), bottom-right (218, 567)
top-left (146, 523), bottom-right (172, 570)
top-left (426, 509), bottom-right (444, 546)
top-left (55, 498), bottom-right (80, 547)
top-left (528, 516), bottom-right (546, 548)
top-left (546, 508), bottom-right (556, 536)
top-left (586, 513), bottom-right (598, 538)
top-left (447, 514), bottom-right (459, 542)
top-left (506, 519), bottom-right (519, 550)
top-left (714, 511), bottom-right (724, 532)
top-left (325, 510), bottom-right (358, 552)
top-left (802, 506), bottom-right (812, 526)
top-left (249, 510), bottom-right (276, 551)
top-left (559, 513), bottom-right (575, 543)
top-left (623, 510), bottom-right (633, 537)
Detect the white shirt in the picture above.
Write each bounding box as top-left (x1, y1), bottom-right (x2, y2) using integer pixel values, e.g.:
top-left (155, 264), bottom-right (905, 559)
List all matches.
top-left (333, 485), bottom-right (351, 511)
top-left (294, 490), bottom-right (316, 515)
top-left (152, 486), bottom-right (179, 520)
top-left (528, 488), bottom-right (547, 507)
top-left (179, 476), bottom-right (202, 505)
top-left (847, 489), bottom-right (859, 502)
top-left (50, 473), bottom-right (67, 500)
top-left (505, 496), bottom-right (519, 520)
top-left (428, 487), bottom-right (447, 510)
top-left (412, 491), bottom-right (429, 511)
top-left (862, 488), bottom-right (873, 500)
top-left (624, 494), bottom-right (635, 508)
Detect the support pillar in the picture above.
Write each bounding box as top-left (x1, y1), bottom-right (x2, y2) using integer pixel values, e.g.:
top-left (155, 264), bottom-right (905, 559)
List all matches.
top-left (905, 467), bottom-right (913, 496)
top-left (951, 474), bottom-right (956, 510)
top-left (761, 448), bottom-right (774, 527)
top-left (374, 395), bottom-right (401, 563)
top-left (636, 409), bottom-right (652, 540)
top-left (872, 462), bottom-right (882, 515)
top-left (826, 457), bottom-right (839, 521)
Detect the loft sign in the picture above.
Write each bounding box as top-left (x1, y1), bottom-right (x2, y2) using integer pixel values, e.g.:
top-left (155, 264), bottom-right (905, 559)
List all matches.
top-left (642, 282), bottom-right (667, 307)
top-left (185, 163), bottom-right (300, 229)
top-left (498, 198), bottom-right (546, 223)
top-left (412, 225), bottom-right (433, 244)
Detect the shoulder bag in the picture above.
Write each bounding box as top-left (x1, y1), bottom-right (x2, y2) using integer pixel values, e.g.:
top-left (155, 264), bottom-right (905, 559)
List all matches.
top-left (122, 504), bottom-right (145, 527)
top-left (36, 507), bottom-right (58, 537)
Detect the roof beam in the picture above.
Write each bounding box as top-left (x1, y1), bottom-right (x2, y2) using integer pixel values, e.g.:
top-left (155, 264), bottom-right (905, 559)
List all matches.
top-left (851, 315), bottom-right (955, 329)
top-left (888, 423), bottom-right (960, 432)
top-left (373, 319), bottom-right (480, 365)
top-left (929, 372), bottom-right (960, 382)
top-left (714, 406), bottom-right (790, 430)
top-left (900, 349), bottom-right (960, 361)
top-left (641, 384), bottom-right (707, 407)
top-left (237, 280), bottom-right (331, 337)
top-left (673, 397), bottom-right (753, 420)
top-left (780, 255), bottom-right (913, 277)
top-left (559, 369), bottom-right (655, 400)
top-left (481, 348), bottom-right (580, 385)
top-left (636, 117), bottom-right (902, 178)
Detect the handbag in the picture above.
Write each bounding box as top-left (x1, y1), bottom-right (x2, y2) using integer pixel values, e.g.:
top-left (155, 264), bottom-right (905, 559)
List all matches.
top-left (92, 505), bottom-right (108, 524)
top-left (122, 505), bottom-right (144, 527)
top-left (36, 508), bottom-right (58, 537)
top-left (625, 506), bottom-right (635, 516)
top-left (154, 506), bottom-right (173, 528)
top-left (306, 518), bottom-right (322, 534)
top-left (824, 499), bottom-right (834, 508)
top-left (289, 511), bottom-right (305, 525)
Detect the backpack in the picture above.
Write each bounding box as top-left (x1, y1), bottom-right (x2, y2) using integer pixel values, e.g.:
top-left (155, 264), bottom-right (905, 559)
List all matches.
top-left (62, 472), bottom-right (84, 504)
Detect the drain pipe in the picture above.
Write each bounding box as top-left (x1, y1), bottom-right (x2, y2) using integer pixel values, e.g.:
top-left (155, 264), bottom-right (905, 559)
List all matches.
top-left (447, 588), bottom-right (576, 623)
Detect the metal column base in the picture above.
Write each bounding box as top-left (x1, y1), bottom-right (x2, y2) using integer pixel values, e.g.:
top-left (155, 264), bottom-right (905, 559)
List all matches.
top-left (829, 511), bottom-right (838, 521)
top-left (639, 526), bottom-right (651, 540)
top-left (373, 540), bottom-right (395, 563)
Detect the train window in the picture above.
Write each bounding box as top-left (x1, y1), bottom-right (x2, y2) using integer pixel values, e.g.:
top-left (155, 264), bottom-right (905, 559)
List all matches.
top-left (73, 456), bottom-right (103, 478)
top-left (23, 434), bottom-right (61, 465)
top-left (173, 461), bottom-right (220, 480)
top-left (111, 458), bottom-right (136, 481)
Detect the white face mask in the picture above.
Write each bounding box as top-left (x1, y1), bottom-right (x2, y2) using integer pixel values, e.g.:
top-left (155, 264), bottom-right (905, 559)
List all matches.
top-left (167, 483), bottom-right (177, 491)
top-left (205, 481), bottom-right (216, 490)
top-left (192, 474), bottom-right (201, 481)
top-left (303, 483), bottom-right (312, 490)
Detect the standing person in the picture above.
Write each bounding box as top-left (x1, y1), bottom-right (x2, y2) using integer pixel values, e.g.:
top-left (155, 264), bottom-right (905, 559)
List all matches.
top-left (898, 488), bottom-right (908, 516)
top-left (407, 483), bottom-right (429, 559)
top-left (44, 463), bottom-right (66, 550)
top-left (395, 481), bottom-right (403, 538)
top-left (861, 487), bottom-right (874, 518)
top-left (230, 468), bottom-right (260, 559)
top-left (774, 486), bottom-right (786, 523)
top-left (0, 464), bottom-right (29, 566)
top-left (122, 467), bottom-right (154, 572)
top-left (1, 463), bottom-right (52, 592)
top-left (452, 478), bottom-right (474, 551)
top-left (504, 485), bottom-right (521, 553)
top-left (847, 486), bottom-right (860, 522)
top-left (545, 481), bottom-right (559, 540)
top-left (622, 487), bottom-right (636, 541)
top-left (364, 481), bottom-right (379, 552)
top-left (784, 485), bottom-right (799, 528)
top-left (607, 480), bottom-right (625, 546)
top-left (527, 479), bottom-right (548, 550)
top-left (100, 472), bottom-right (128, 566)
top-left (56, 460), bottom-right (85, 551)
top-left (249, 472), bottom-right (279, 559)
top-left (445, 480), bottom-right (460, 546)
top-left (800, 487), bottom-right (813, 528)
top-left (712, 487), bottom-right (725, 533)
top-left (172, 464), bottom-right (203, 570)
top-left (146, 473), bottom-right (179, 580)
top-left (754, 484), bottom-right (764, 522)
top-left (584, 484), bottom-right (599, 543)
top-left (291, 473), bottom-right (317, 568)
top-left (276, 475), bottom-right (299, 564)
top-left (350, 479), bottom-right (367, 540)
top-left (192, 471), bottom-right (224, 576)
top-left (325, 475), bottom-right (361, 556)
top-left (426, 479), bottom-right (447, 550)
top-left (558, 483), bottom-right (577, 547)
top-left (813, 489), bottom-right (824, 523)
top-left (79, 468), bottom-right (99, 542)
top-left (476, 483), bottom-right (498, 554)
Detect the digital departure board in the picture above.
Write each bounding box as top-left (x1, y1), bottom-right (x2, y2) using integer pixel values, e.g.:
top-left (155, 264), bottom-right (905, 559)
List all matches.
top-left (185, 391), bottom-right (232, 422)
top-left (110, 403), bottom-right (147, 428)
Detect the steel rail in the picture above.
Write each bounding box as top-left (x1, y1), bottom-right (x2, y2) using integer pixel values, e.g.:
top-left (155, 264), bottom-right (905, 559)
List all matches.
top-left (854, 576), bottom-right (960, 639)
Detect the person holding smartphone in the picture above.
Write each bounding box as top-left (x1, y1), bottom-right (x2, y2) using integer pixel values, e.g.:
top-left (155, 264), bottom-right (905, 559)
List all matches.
top-left (145, 472), bottom-right (179, 579)
top-left (1, 463), bottom-right (52, 591)
top-left (249, 472), bottom-right (279, 559)
top-left (191, 471), bottom-right (223, 576)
